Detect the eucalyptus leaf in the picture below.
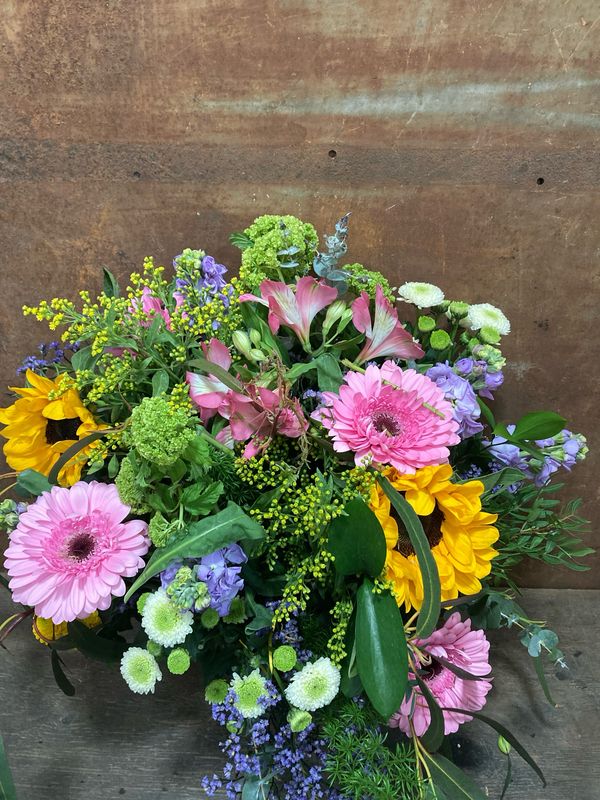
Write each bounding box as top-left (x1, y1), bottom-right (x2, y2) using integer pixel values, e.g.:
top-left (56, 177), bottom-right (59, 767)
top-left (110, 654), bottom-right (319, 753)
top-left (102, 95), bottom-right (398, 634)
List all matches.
top-left (355, 578), bottom-right (408, 718)
top-left (0, 734), bottom-right (17, 800)
top-left (378, 476), bottom-right (441, 638)
top-left (124, 503), bottom-right (265, 600)
top-left (16, 469), bottom-right (53, 497)
top-left (327, 497), bottom-right (387, 578)
top-left (241, 775), bottom-right (272, 800)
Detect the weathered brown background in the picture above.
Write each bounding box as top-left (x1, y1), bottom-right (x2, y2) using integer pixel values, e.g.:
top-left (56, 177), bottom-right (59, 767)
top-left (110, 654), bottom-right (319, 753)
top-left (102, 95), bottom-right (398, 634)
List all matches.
top-left (0, 0), bottom-right (598, 586)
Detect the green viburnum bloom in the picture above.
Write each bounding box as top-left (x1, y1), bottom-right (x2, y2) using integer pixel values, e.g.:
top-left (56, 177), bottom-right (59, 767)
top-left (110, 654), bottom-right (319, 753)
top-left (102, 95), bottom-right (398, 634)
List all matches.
top-left (430, 329), bottom-right (452, 350)
top-left (272, 645), bottom-right (298, 672)
top-left (200, 608), bottom-right (220, 630)
top-left (120, 647), bottom-right (162, 695)
top-left (287, 708), bottom-right (312, 733)
top-left (148, 511), bottom-right (172, 548)
top-left (230, 669), bottom-right (268, 719)
top-left (417, 315), bottom-right (436, 333)
top-left (223, 597), bottom-right (247, 625)
top-left (141, 589), bottom-right (193, 648)
top-left (129, 396), bottom-right (195, 467)
top-left (115, 457), bottom-right (151, 513)
top-left (167, 647), bottom-right (191, 675)
top-left (344, 263), bottom-right (394, 301)
top-left (239, 215), bottom-right (318, 288)
top-left (205, 679), bottom-right (229, 705)
top-left (284, 657), bottom-right (341, 712)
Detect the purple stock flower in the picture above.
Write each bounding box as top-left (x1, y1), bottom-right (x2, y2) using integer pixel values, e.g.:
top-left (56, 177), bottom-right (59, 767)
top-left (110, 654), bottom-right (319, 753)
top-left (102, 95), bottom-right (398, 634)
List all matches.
top-left (455, 357), bottom-right (504, 400)
top-left (196, 544), bottom-right (247, 617)
top-left (426, 362), bottom-right (483, 439)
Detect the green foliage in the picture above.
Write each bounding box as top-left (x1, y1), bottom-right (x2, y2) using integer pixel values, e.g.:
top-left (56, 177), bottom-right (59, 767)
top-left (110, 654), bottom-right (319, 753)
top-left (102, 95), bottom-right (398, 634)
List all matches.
top-left (239, 214), bottom-right (318, 288)
top-left (489, 482), bottom-right (593, 583)
top-left (15, 468), bottom-right (53, 497)
top-left (327, 497), bottom-right (387, 578)
top-left (0, 734), bottom-right (17, 800)
top-left (128, 396), bottom-right (195, 467)
top-left (343, 262), bottom-right (395, 301)
top-left (355, 578), bottom-right (408, 718)
top-left (323, 701), bottom-right (423, 799)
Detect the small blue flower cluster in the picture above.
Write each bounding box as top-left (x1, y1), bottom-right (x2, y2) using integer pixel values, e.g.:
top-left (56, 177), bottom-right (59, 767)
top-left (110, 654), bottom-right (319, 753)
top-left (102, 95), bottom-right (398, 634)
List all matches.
top-left (173, 249), bottom-right (233, 328)
top-left (17, 340), bottom-right (80, 375)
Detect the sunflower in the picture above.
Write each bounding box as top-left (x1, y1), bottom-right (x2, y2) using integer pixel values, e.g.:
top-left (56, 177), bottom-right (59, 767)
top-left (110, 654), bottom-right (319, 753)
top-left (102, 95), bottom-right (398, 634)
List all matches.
top-left (369, 464), bottom-right (499, 612)
top-left (32, 611), bottom-right (100, 646)
top-left (0, 370), bottom-right (103, 486)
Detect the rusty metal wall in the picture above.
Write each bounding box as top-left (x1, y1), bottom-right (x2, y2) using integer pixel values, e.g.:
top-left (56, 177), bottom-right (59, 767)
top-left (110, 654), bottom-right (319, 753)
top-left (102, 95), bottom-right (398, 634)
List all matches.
top-left (0, 0), bottom-right (598, 587)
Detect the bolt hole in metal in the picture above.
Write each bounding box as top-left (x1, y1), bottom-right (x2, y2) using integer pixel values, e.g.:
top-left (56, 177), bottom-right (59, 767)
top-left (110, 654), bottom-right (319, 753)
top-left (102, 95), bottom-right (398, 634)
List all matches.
top-left (328, 149), bottom-right (337, 158)
top-left (537, 177), bottom-right (545, 185)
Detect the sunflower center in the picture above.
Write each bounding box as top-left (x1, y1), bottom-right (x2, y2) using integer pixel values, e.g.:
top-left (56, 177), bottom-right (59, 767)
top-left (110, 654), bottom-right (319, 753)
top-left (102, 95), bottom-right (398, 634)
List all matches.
top-left (45, 416), bottom-right (80, 445)
top-left (65, 531), bottom-right (96, 561)
top-left (371, 410), bottom-right (402, 436)
top-left (395, 506), bottom-right (444, 557)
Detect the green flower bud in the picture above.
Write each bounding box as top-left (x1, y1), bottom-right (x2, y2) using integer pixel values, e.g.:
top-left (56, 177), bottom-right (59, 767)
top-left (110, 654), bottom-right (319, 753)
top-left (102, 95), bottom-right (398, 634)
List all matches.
top-left (497, 735), bottom-right (512, 755)
top-left (148, 511), bottom-right (172, 548)
top-left (323, 300), bottom-right (348, 336)
top-left (417, 315), bottom-right (436, 332)
top-left (430, 329), bottom-right (452, 350)
top-left (226, 721), bottom-right (240, 733)
top-left (205, 679), bottom-right (229, 704)
top-left (232, 330), bottom-right (254, 359)
top-left (479, 326), bottom-right (501, 344)
top-left (432, 299), bottom-right (450, 312)
top-left (250, 348), bottom-right (267, 362)
top-left (200, 608), bottom-right (220, 629)
top-left (167, 647), bottom-right (191, 675)
top-left (272, 645), bottom-right (298, 672)
top-left (472, 343), bottom-right (506, 369)
top-left (223, 597), bottom-right (248, 624)
top-left (146, 640), bottom-right (163, 657)
top-left (287, 708), bottom-right (312, 733)
top-left (447, 301), bottom-right (470, 319)
top-left (249, 328), bottom-right (262, 347)
top-left (137, 592), bottom-right (151, 615)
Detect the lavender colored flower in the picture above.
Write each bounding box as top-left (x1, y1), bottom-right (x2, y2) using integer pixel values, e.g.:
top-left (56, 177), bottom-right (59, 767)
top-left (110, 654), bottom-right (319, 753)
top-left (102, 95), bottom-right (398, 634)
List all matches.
top-left (426, 362), bottom-right (483, 439)
top-left (196, 544), bottom-right (247, 617)
top-left (17, 341), bottom-right (80, 375)
top-left (486, 425), bottom-right (529, 471)
top-left (455, 357), bottom-right (504, 400)
top-left (172, 249), bottom-right (233, 327)
top-left (533, 429), bottom-right (588, 486)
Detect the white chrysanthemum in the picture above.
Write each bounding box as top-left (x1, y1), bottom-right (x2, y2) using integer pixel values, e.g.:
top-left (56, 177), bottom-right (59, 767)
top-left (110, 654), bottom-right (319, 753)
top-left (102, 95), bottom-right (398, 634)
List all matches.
top-left (398, 282), bottom-right (445, 308)
top-left (230, 669), bottom-right (268, 719)
top-left (464, 303), bottom-right (511, 336)
top-left (284, 657), bottom-right (341, 712)
top-left (120, 647), bottom-right (162, 695)
top-left (141, 588), bottom-right (193, 648)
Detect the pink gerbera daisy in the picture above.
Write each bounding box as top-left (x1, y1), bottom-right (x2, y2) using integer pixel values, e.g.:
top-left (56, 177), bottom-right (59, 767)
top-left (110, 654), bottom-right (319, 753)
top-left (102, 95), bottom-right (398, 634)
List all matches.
top-left (313, 361), bottom-right (459, 472)
top-left (4, 481), bottom-right (149, 624)
top-left (390, 612), bottom-right (493, 736)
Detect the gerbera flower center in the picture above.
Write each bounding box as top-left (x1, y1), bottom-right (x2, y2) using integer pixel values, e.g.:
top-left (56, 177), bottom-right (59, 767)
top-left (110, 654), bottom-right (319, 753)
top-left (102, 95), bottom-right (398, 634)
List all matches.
top-left (394, 506), bottom-right (444, 557)
top-left (45, 416), bottom-right (81, 445)
top-left (371, 410), bottom-right (402, 436)
top-left (65, 531), bottom-right (96, 561)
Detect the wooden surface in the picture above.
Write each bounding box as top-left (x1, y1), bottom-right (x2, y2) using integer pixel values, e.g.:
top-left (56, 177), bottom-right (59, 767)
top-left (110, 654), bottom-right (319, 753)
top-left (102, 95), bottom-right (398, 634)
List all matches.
top-left (0, 3), bottom-right (598, 590)
top-left (0, 588), bottom-right (598, 799)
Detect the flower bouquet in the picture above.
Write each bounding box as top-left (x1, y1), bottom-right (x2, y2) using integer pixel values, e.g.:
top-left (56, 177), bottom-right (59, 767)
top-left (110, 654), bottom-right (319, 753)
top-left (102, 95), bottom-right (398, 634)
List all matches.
top-left (0, 214), bottom-right (592, 800)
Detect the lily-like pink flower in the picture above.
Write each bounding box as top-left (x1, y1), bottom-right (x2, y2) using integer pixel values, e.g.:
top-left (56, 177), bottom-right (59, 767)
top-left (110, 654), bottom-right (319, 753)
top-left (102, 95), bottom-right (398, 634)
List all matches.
top-left (240, 277), bottom-right (337, 349)
top-left (186, 338), bottom-right (233, 423)
top-left (352, 285), bottom-right (424, 365)
top-left (228, 387), bottom-right (308, 458)
top-left (131, 287), bottom-right (172, 330)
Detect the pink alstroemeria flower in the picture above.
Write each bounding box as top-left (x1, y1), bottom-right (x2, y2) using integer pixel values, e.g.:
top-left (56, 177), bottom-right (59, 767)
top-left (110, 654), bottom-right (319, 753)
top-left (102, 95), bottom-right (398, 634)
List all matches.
top-left (130, 287), bottom-right (172, 330)
top-left (352, 285), bottom-right (424, 365)
top-left (240, 276), bottom-right (337, 348)
top-left (186, 338), bottom-right (233, 423)
top-left (228, 387), bottom-right (308, 458)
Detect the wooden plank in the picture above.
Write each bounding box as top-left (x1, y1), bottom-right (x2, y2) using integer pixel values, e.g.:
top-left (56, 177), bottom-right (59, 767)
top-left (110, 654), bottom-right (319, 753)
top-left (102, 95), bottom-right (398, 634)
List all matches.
top-left (0, 588), bottom-right (597, 799)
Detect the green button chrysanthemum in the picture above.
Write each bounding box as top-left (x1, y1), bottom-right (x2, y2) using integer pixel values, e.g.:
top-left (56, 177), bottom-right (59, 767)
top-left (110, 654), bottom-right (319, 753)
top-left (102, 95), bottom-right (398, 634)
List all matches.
top-left (120, 647), bottom-right (162, 695)
top-left (230, 669), bottom-right (268, 719)
top-left (284, 657), bottom-right (341, 712)
top-left (141, 589), bottom-right (193, 648)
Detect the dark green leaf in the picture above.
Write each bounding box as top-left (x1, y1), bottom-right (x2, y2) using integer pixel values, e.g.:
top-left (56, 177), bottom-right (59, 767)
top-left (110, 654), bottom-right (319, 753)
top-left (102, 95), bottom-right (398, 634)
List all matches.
top-left (47, 430), bottom-right (109, 485)
top-left (187, 356), bottom-right (244, 393)
top-left (16, 469), bottom-right (52, 496)
top-left (474, 468), bottom-right (525, 493)
top-left (423, 754), bottom-right (488, 800)
top-left (151, 369), bottom-right (170, 396)
top-left (441, 708), bottom-right (545, 786)
top-left (512, 411), bottom-right (566, 442)
top-left (533, 655), bottom-right (557, 707)
top-left (316, 353), bottom-right (344, 392)
top-left (102, 267), bottom-right (120, 298)
top-left (68, 621), bottom-right (126, 663)
top-left (327, 497), bottom-right (387, 578)
top-left (124, 503), bottom-right (265, 600)
top-left (0, 734), bottom-right (17, 800)
top-left (70, 345), bottom-right (95, 372)
top-left (107, 454), bottom-right (119, 479)
top-left (378, 476), bottom-right (441, 638)
top-left (355, 578), bottom-right (408, 718)
top-left (183, 435), bottom-right (212, 466)
top-left (50, 649), bottom-right (76, 697)
top-left (181, 481), bottom-right (223, 515)
top-left (286, 361), bottom-right (318, 383)
top-left (414, 674), bottom-right (445, 752)
top-left (241, 775), bottom-right (271, 799)
top-left (229, 232), bottom-right (254, 250)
